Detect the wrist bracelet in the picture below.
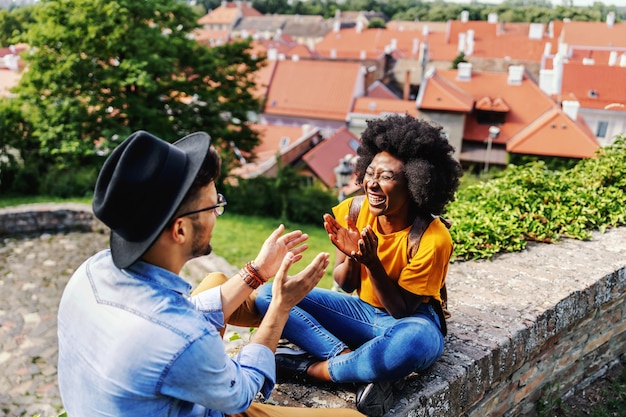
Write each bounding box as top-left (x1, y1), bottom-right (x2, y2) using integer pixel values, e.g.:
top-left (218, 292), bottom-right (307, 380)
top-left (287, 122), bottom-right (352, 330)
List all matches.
top-left (245, 261), bottom-right (267, 284)
top-left (240, 267), bottom-right (262, 290)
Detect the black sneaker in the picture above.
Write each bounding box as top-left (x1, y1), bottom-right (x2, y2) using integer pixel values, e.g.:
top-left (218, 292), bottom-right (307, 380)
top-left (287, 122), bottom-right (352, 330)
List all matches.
top-left (356, 381), bottom-right (394, 417)
top-left (275, 347), bottom-right (317, 377)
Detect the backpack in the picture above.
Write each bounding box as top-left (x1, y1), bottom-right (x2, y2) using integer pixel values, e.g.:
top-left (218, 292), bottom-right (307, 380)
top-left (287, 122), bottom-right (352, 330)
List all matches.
top-left (348, 195), bottom-right (450, 336)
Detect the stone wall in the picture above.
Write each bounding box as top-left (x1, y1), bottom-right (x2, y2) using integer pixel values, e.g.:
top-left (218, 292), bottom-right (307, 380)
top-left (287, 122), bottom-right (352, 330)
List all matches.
top-left (1, 204), bottom-right (624, 416)
top-left (0, 203), bottom-right (105, 237)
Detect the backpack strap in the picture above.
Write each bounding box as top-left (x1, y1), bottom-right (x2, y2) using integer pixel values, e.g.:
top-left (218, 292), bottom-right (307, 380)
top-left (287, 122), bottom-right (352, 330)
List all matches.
top-left (406, 215), bottom-right (450, 336)
top-left (348, 195), bottom-right (365, 225)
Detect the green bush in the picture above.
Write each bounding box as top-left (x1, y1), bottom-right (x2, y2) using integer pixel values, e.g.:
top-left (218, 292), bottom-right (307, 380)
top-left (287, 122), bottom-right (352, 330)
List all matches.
top-left (286, 185), bottom-right (338, 225)
top-left (448, 135), bottom-right (626, 261)
top-left (38, 166), bottom-right (99, 198)
top-left (221, 163), bottom-right (338, 225)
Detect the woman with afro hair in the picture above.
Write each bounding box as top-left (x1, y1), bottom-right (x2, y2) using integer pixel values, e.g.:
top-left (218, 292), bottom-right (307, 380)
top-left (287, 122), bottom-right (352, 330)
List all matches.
top-left (255, 115), bottom-right (462, 416)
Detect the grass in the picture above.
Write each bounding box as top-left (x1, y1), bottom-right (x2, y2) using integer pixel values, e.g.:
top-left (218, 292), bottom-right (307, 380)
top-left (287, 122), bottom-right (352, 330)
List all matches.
top-left (0, 195), bottom-right (92, 208)
top-left (211, 213), bottom-right (336, 289)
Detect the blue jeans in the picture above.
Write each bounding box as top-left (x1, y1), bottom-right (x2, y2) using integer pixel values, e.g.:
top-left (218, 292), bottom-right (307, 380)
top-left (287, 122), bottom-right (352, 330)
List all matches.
top-left (255, 286), bottom-right (444, 383)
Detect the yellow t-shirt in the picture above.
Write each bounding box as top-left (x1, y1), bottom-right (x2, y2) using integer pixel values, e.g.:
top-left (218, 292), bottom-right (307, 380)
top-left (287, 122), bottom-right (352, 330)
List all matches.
top-left (332, 197), bottom-right (452, 308)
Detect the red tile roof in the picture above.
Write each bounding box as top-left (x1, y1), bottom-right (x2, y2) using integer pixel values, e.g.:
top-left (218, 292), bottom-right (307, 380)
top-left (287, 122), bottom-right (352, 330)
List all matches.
top-left (198, 2), bottom-right (262, 26)
top-left (314, 27), bottom-right (424, 60)
top-left (560, 63), bottom-right (626, 112)
top-left (302, 126), bottom-right (360, 188)
top-left (419, 67), bottom-right (599, 158)
top-left (250, 59), bottom-right (278, 100)
top-left (386, 21), bottom-right (448, 33)
top-left (559, 20), bottom-right (626, 49)
top-left (352, 96), bottom-right (418, 117)
top-left (263, 59), bottom-right (363, 121)
top-left (231, 123), bottom-right (319, 178)
top-left (418, 70), bottom-right (474, 112)
top-left (445, 20), bottom-right (551, 62)
top-left (249, 37), bottom-right (315, 60)
top-left (507, 107), bottom-right (599, 158)
top-left (366, 80), bottom-right (400, 99)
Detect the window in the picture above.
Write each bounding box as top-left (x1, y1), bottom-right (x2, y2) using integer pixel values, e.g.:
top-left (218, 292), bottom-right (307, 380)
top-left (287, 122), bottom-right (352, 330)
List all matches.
top-left (596, 121), bottom-right (608, 138)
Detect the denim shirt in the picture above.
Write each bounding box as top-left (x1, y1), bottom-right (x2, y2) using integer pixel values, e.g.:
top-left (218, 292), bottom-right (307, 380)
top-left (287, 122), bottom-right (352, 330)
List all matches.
top-left (58, 250), bottom-right (275, 417)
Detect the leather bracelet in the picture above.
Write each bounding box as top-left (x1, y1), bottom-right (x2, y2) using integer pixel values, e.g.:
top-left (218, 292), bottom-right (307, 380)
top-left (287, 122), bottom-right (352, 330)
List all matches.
top-left (245, 261), bottom-right (267, 284)
top-left (240, 267), bottom-right (262, 290)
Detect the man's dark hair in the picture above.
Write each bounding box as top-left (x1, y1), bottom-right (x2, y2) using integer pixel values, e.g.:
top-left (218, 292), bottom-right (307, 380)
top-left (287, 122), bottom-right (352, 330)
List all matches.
top-left (355, 114), bottom-right (462, 215)
top-left (176, 146), bottom-right (222, 216)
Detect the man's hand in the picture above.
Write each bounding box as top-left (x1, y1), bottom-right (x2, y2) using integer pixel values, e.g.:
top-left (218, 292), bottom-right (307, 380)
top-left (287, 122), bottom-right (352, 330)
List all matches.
top-left (251, 251), bottom-right (329, 352)
top-left (254, 224), bottom-right (309, 279)
top-left (271, 251), bottom-right (330, 313)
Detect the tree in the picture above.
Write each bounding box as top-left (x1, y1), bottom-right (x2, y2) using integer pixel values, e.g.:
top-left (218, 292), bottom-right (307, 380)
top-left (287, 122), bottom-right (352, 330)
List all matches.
top-left (0, 6), bottom-right (36, 47)
top-left (9, 0), bottom-right (264, 195)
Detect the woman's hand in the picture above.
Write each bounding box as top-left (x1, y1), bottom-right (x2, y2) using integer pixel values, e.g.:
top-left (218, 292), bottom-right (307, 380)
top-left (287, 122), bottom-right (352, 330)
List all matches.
top-left (323, 213), bottom-right (360, 257)
top-left (254, 224), bottom-right (309, 279)
top-left (352, 225), bottom-right (379, 268)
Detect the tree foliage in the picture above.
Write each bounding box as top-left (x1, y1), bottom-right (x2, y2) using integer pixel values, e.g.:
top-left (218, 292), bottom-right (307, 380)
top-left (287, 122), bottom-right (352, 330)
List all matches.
top-left (3, 0), bottom-right (263, 195)
top-left (251, 0), bottom-right (623, 22)
top-left (0, 5), bottom-right (35, 46)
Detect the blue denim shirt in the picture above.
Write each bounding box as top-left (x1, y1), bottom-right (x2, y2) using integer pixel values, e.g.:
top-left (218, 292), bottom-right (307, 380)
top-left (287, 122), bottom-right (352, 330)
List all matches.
top-left (58, 250), bottom-right (275, 416)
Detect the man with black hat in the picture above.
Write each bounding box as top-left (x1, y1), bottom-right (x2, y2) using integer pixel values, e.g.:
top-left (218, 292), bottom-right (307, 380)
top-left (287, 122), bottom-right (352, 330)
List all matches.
top-left (57, 130), bottom-right (364, 417)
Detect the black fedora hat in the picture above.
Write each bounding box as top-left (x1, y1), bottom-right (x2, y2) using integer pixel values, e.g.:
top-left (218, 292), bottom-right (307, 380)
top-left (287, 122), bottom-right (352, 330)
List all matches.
top-left (93, 130), bottom-right (211, 269)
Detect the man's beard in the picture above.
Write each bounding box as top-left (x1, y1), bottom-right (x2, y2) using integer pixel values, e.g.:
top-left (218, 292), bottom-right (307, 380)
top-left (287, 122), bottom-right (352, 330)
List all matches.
top-left (191, 219), bottom-right (213, 257)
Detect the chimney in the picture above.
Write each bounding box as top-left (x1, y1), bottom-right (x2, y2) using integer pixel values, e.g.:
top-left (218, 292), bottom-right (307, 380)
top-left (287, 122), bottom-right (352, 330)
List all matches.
top-left (360, 50), bottom-right (366, 60)
top-left (543, 42), bottom-right (551, 56)
top-left (403, 70), bottom-right (411, 100)
top-left (412, 38), bottom-right (419, 55)
top-left (620, 53), bottom-right (626, 67)
top-left (458, 33), bottom-right (466, 53)
top-left (582, 58), bottom-right (595, 65)
top-left (333, 20), bottom-right (340, 32)
top-left (607, 11), bottom-right (615, 28)
top-left (528, 23), bottom-right (544, 40)
top-left (488, 13), bottom-right (498, 24)
top-left (466, 39), bottom-right (474, 56)
top-left (507, 65), bottom-right (524, 85)
top-left (356, 20), bottom-right (364, 33)
top-left (457, 62), bottom-right (472, 81)
top-left (461, 10), bottom-right (469, 23)
top-left (267, 48), bottom-right (278, 61)
top-left (562, 100), bottom-right (580, 120)
top-left (609, 51), bottom-right (618, 66)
